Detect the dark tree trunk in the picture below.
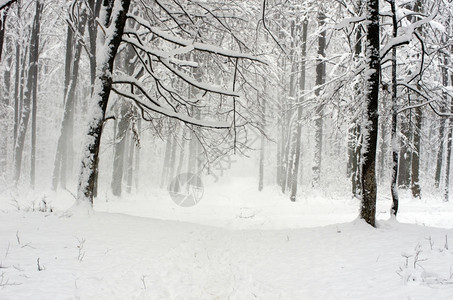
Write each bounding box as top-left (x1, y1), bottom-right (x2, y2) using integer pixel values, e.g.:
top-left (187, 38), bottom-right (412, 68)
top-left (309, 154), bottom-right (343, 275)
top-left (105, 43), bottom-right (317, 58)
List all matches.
top-left (435, 117), bottom-right (446, 188)
top-left (389, 0), bottom-right (399, 216)
top-left (361, 0), bottom-right (380, 227)
top-left (77, 0), bottom-right (131, 205)
top-left (410, 0), bottom-right (423, 199)
top-left (14, 1), bottom-right (41, 185)
top-left (444, 120), bottom-right (452, 202)
top-left (411, 106), bottom-right (422, 198)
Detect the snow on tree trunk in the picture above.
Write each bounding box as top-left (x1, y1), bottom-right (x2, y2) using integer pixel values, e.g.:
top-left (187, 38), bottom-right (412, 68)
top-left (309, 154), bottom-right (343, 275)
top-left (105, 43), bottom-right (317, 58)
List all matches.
top-left (389, 0), bottom-right (399, 217)
top-left (76, 0), bottom-right (131, 206)
top-left (290, 17), bottom-right (308, 201)
top-left (410, 0), bottom-right (423, 199)
top-left (312, 7), bottom-right (326, 188)
top-left (360, 0), bottom-right (380, 227)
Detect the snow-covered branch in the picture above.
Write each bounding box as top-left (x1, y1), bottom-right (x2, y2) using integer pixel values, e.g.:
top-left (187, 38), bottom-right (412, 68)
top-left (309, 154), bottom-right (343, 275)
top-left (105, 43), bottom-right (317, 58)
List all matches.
top-left (380, 11), bottom-right (436, 59)
top-left (111, 87), bottom-right (230, 129)
top-left (126, 13), bottom-right (266, 64)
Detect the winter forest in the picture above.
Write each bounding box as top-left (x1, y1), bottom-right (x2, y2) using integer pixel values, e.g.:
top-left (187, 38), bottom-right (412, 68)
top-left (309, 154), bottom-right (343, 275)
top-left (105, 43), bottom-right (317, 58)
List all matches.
top-left (1, 0), bottom-right (453, 298)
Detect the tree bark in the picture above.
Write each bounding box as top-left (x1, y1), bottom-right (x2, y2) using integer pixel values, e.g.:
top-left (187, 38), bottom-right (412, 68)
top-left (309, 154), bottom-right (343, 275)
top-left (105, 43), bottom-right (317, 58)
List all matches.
top-left (361, 0), bottom-right (380, 227)
top-left (389, 0), bottom-right (399, 216)
top-left (77, 0), bottom-right (131, 205)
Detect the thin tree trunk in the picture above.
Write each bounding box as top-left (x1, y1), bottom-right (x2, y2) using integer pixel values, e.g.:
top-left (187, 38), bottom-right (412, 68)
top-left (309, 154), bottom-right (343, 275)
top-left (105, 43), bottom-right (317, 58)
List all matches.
top-left (411, 106), bottom-right (422, 198)
top-left (14, 1), bottom-right (41, 185)
top-left (390, 0), bottom-right (399, 216)
top-left (168, 132), bottom-right (178, 183)
top-left (349, 17), bottom-right (363, 198)
top-left (444, 120), bottom-right (452, 202)
top-left (126, 128), bottom-right (134, 194)
top-left (258, 84), bottom-right (266, 192)
top-left (13, 23), bottom-right (20, 148)
top-left (435, 117), bottom-right (446, 188)
top-left (312, 7), bottom-right (326, 188)
top-left (176, 128), bottom-right (186, 177)
top-left (410, 0), bottom-right (423, 199)
top-left (161, 136), bottom-right (172, 188)
top-left (290, 17), bottom-right (308, 201)
top-left (134, 117), bottom-right (141, 190)
top-left (0, 37), bottom-right (11, 174)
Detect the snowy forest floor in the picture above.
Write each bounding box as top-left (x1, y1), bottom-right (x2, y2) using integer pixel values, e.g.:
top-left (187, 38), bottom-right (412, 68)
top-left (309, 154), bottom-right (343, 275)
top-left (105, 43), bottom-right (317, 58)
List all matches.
top-left (1, 177), bottom-right (453, 299)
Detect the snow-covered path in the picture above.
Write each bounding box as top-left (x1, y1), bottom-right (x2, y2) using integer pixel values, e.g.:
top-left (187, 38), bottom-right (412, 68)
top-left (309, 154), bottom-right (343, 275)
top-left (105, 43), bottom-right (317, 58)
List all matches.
top-left (1, 210), bottom-right (453, 300)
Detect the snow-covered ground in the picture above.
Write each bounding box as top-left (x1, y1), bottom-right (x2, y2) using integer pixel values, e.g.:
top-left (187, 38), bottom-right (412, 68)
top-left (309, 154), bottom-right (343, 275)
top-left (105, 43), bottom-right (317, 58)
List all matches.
top-left (1, 177), bottom-right (453, 299)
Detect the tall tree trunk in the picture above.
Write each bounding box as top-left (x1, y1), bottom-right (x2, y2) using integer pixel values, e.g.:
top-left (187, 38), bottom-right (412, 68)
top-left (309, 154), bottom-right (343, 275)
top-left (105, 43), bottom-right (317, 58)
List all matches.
top-left (0, 37), bottom-right (11, 174)
top-left (290, 17), bottom-right (308, 201)
top-left (361, 0), bottom-right (380, 227)
top-left (77, 0), bottom-right (131, 205)
top-left (389, 0), bottom-right (399, 216)
top-left (312, 7), bottom-right (326, 188)
top-left (13, 24), bottom-right (20, 149)
top-left (30, 2), bottom-right (43, 189)
top-left (14, 1), bottom-right (41, 185)
top-left (444, 119), bottom-right (452, 202)
top-left (444, 46), bottom-right (453, 202)
top-left (258, 82), bottom-right (266, 192)
top-left (349, 20), bottom-right (363, 198)
top-left (285, 19), bottom-right (298, 193)
top-left (410, 0), bottom-right (423, 199)
top-left (436, 44), bottom-right (450, 189)
top-left (52, 14), bottom-right (87, 190)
